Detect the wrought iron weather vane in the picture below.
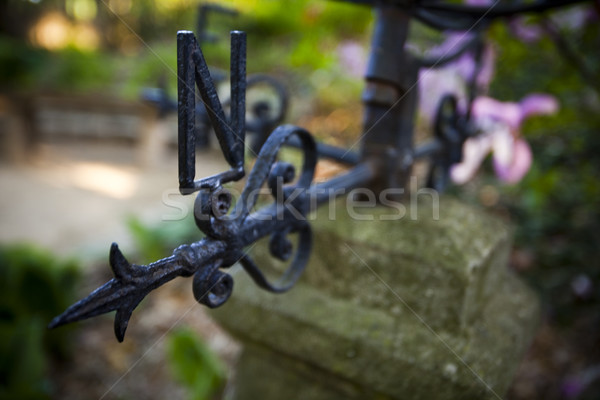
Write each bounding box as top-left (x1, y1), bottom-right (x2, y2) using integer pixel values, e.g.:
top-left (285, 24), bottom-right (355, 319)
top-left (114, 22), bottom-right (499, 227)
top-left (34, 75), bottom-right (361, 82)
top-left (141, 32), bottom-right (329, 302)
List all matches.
top-left (50, 0), bottom-right (590, 342)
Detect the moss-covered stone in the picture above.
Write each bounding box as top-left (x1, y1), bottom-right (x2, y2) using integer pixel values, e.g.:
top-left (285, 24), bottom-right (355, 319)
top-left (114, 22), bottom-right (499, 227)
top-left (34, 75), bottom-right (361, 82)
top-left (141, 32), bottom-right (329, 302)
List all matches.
top-left (211, 197), bottom-right (540, 400)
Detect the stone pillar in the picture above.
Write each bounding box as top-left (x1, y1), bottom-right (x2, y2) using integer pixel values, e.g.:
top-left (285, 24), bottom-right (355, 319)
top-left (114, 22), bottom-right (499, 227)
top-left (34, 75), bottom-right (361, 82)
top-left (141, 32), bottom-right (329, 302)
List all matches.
top-left (211, 197), bottom-right (540, 400)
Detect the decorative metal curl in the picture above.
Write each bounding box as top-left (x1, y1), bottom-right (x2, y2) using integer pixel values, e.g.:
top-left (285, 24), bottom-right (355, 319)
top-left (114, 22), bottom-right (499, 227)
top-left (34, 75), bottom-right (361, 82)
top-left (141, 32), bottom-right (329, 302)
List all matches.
top-left (192, 260), bottom-right (233, 308)
top-left (48, 124), bottom-right (318, 341)
top-left (49, 24), bottom-right (319, 341)
top-left (426, 94), bottom-right (469, 192)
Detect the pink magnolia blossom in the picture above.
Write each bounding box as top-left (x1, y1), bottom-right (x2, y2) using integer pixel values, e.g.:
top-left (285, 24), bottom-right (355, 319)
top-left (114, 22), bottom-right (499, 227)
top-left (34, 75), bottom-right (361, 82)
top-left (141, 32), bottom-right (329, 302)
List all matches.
top-left (509, 17), bottom-right (545, 43)
top-left (418, 33), bottom-right (495, 123)
top-left (450, 94), bottom-right (559, 184)
top-left (337, 40), bottom-right (366, 78)
top-left (419, 65), bottom-right (468, 123)
top-left (416, 2), bottom-right (561, 186)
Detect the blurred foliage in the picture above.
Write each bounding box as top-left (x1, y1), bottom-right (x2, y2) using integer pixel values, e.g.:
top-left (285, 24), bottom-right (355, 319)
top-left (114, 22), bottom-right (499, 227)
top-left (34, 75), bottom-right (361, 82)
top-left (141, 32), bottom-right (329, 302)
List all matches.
top-left (0, 0), bottom-right (370, 116)
top-left (166, 327), bottom-right (226, 400)
top-left (126, 214), bottom-right (202, 264)
top-left (127, 214), bottom-right (226, 399)
top-left (0, 35), bottom-right (115, 93)
top-left (0, 244), bottom-right (80, 400)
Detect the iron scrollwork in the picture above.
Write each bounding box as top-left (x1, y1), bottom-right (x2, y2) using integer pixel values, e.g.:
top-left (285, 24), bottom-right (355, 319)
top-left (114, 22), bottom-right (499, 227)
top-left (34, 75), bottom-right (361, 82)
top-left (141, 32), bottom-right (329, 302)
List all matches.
top-left (50, 0), bottom-right (591, 342)
top-left (49, 30), bottom-right (322, 342)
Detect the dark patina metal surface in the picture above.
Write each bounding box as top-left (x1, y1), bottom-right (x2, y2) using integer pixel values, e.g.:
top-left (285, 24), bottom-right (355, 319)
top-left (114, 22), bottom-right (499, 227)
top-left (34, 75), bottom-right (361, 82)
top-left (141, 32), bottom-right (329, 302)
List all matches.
top-left (141, 3), bottom-right (288, 151)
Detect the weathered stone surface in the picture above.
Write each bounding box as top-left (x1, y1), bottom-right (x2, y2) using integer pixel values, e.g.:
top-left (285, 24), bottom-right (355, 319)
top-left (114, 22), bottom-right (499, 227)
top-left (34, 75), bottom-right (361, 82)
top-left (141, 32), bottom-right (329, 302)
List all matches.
top-left (211, 197), bottom-right (540, 400)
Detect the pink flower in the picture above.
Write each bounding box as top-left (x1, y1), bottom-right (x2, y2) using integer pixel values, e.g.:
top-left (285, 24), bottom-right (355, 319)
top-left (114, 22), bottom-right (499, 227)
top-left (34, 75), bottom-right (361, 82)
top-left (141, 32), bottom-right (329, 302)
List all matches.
top-left (450, 94), bottom-right (559, 184)
top-left (419, 34), bottom-right (495, 123)
top-left (509, 17), bottom-right (545, 43)
top-left (337, 41), bottom-right (366, 78)
top-left (419, 66), bottom-right (468, 124)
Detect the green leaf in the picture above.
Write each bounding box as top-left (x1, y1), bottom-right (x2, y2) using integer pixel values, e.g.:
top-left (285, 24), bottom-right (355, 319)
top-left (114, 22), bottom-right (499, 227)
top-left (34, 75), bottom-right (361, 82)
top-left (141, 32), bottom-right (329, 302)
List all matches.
top-left (166, 327), bottom-right (225, 400)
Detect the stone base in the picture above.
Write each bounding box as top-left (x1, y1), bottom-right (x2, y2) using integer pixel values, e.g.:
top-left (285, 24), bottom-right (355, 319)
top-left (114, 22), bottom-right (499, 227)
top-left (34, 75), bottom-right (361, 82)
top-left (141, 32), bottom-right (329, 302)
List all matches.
top-left (211, 197), bottom-right (540, 400)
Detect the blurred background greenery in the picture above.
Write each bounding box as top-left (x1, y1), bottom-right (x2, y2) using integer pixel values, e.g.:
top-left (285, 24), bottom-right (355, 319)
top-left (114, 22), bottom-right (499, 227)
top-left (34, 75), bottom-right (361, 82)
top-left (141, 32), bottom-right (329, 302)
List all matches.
top-left (0, 244), bottom-right (79, 400)
top-left (0, 0), bottom-right (599, 399)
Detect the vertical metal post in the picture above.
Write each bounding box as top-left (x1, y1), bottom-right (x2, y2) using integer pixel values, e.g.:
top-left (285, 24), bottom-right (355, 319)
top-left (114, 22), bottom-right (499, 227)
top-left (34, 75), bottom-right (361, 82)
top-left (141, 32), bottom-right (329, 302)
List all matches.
top-left (361, 6), bottom-right (418, 196)
top-left (230, 31), bottom-right (247, 167)
top-left (178, 31), bottom-right (196, 192)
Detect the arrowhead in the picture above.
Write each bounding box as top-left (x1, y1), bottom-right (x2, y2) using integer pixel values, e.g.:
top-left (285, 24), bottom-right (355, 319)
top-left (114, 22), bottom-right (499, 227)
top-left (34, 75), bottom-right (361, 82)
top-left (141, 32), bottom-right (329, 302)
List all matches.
top-left (49, 237), bottom-right (216, 342)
